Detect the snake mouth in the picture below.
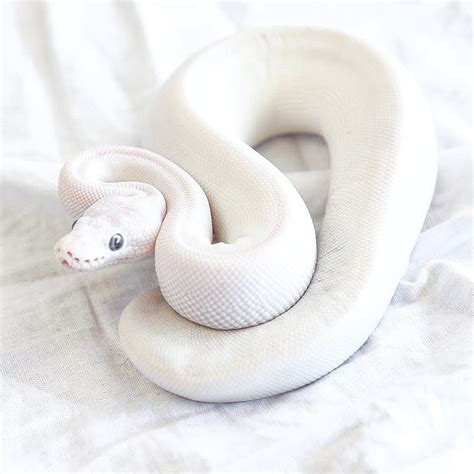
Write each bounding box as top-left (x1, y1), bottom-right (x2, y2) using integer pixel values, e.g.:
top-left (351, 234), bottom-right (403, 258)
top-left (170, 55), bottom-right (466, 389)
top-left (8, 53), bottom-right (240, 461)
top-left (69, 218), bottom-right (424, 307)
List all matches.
top-left (55, 246), bottom-right (106, 272)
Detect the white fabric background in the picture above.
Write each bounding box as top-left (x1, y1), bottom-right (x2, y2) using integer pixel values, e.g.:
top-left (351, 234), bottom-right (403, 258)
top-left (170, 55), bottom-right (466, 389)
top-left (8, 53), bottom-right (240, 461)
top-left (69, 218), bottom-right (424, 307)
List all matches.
top-left (1, 1), bottom-right (472, 472)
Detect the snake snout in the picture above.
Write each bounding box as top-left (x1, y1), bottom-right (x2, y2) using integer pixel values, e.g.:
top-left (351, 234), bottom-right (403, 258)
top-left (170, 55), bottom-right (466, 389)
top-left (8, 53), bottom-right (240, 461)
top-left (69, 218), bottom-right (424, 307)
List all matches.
top-left (54, 236), bottom-right (106, 272)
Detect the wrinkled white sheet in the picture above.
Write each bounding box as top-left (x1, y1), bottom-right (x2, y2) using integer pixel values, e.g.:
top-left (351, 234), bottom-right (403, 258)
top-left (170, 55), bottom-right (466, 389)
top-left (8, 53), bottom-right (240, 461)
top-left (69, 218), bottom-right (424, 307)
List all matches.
top-left (1, 1), bottom-right (472, 472)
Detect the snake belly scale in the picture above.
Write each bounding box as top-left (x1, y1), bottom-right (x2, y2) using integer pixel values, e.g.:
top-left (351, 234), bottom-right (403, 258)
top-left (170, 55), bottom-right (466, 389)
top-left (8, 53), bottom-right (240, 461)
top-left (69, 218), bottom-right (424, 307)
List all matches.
top-left (54, 28), bottom-right (437, 402)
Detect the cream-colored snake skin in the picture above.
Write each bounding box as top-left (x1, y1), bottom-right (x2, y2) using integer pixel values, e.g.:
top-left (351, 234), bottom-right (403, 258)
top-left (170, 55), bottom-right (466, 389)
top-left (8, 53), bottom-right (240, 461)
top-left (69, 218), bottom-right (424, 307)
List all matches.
top-left (54, 28), bottom-right (437, 402)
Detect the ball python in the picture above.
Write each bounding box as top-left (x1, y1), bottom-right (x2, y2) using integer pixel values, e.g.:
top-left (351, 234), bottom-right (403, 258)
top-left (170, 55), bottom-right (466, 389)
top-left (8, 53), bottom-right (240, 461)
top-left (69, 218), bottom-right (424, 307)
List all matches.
top-left (54, 27), bottom-right (437, 402)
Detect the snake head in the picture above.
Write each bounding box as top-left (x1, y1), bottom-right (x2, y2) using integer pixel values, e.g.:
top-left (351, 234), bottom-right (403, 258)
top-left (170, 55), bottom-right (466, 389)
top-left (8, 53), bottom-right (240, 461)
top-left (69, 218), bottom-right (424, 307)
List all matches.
top-left (54, 194), bottom-right (166, 272)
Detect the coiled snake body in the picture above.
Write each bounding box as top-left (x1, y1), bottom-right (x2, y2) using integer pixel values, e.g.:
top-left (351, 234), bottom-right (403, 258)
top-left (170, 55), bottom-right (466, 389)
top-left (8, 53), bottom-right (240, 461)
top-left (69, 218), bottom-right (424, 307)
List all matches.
top-left (54, 28), bottom-right (436, 402)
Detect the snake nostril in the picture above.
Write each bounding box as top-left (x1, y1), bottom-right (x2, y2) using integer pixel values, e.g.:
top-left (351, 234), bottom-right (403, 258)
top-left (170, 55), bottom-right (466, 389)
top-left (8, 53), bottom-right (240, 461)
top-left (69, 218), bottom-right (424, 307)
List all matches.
top-left (74, 258), bottom-right (80, 262)
top-left (67, 251), bottom-right (73, 257)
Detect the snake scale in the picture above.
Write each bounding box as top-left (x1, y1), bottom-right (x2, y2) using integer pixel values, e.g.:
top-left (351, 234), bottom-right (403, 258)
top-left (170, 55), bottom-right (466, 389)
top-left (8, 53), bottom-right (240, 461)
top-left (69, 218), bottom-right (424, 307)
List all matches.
top-left (54, 28), bottom-right (437, 402)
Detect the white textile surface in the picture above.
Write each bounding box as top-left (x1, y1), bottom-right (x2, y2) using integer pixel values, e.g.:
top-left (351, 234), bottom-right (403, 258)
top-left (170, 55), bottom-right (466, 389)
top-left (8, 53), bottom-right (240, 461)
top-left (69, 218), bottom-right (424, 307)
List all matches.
top-left (1, 1), bottom-right (472, 472)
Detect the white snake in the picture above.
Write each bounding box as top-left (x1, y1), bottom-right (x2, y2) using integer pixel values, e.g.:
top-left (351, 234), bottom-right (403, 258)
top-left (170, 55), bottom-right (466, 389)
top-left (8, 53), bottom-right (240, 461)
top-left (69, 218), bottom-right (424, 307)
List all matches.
top-left (54, 28), bottom-right (437, 402)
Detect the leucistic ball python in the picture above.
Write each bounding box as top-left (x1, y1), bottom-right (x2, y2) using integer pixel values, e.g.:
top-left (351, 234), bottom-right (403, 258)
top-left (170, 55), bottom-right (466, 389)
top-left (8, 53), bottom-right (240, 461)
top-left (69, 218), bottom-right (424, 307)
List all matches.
top-left (54, 28), bottom-right (437, 402)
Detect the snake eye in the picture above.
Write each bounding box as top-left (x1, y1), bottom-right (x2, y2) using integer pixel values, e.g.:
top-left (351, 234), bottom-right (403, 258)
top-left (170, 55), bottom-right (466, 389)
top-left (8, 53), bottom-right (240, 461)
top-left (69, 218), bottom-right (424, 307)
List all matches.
top-left (71, 219), bottom-right (78, 229)
top-left (109, 233), bottom-right (124, 251)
